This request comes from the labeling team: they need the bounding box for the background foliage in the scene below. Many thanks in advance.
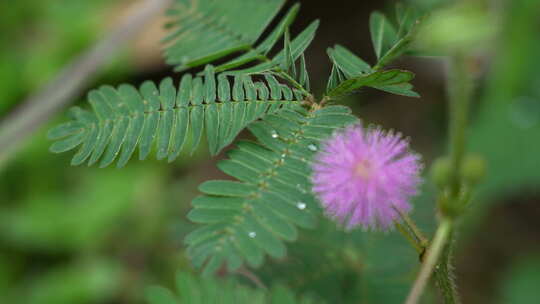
[1,0,539,303]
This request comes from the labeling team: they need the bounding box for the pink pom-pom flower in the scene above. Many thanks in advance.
[311,124,422,230]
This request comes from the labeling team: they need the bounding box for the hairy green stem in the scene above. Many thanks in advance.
[405,218,452,304]
[434,229,461,303]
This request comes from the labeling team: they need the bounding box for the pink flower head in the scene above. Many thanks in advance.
[311,124,422,230]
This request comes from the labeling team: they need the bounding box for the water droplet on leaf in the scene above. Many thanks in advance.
[307,143,318,151]
[271,130,279,138]
[248,231,256,238]
[296,202,307,210]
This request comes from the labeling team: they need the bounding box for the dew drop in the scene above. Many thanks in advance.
[248,231,256,238]
[307,143,318,151]
[271,130,279,138]
[296,202,307,210]
[281,153,286,158]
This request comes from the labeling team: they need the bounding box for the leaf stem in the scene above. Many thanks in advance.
[405,218,452,304]
[395,207,429,248]
[275,70,312,98]
[395,222,423,254]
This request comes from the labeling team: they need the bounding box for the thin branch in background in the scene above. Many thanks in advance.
[0,0,172,166]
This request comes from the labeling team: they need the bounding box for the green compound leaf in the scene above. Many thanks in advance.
[162,1,317,98]
[185,105,358,274]
[163,0,286,71]
[325,3,423,99]
[48,67,306,167]
[145,272,320,304]
[326,45,419,98]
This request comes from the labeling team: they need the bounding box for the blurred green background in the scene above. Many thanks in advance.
[1,0,539,303]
